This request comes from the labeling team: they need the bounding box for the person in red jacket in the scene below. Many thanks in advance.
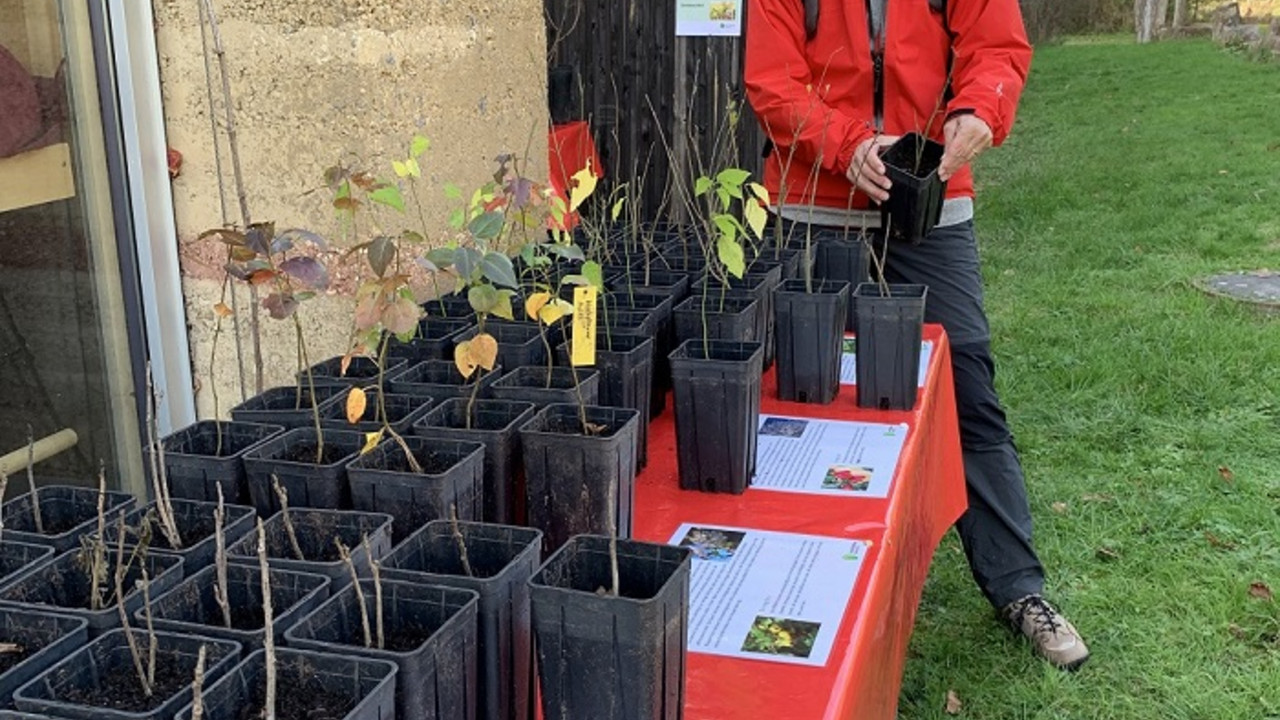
[745,0,1089,670]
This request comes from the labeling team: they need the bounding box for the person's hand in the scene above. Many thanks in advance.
[846,134,899,203]
[938,113,993,182]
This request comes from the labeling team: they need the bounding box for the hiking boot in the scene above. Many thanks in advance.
[1002,595,1090,671]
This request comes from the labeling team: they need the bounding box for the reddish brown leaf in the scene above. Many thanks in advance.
[1248,582,1273,602]
[944,689,962,715]
[212,302,233,318]
[1204,532,1237,550]
[1228,623,1249,641]
[1218,465,1235,482]
[247,269,277,286]
[345,388,368,424]
[333,196,361,211]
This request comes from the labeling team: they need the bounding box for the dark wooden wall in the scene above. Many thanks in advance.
[545,0,765,221]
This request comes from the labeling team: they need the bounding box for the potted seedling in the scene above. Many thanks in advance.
[853,228,928,410]
[668,168,767,494]
[345,436,486,543]
[225,503,392,588]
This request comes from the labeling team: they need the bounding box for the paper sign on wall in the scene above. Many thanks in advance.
[676,0,743,36]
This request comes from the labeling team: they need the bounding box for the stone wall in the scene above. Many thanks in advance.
[152,0,548,416]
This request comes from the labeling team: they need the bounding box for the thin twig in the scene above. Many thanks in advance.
[190,644,208,720]
[115,513,152,697]
[145,364,183,549]
[90,466,108,611]
[214,485,232,628]
[449,504,474,577]
[26,426,42,534]
[257,518,276,720]
[272,476,305,560]
[364,535,385,650]
[140,562,157,690]
[337,539,372,648]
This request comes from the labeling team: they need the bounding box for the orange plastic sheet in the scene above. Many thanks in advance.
[630,325,968,719]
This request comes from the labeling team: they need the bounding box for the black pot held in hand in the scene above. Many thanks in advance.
[880,133,948,245]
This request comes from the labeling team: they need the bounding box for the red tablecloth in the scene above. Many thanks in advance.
[633,324,967,719]
[548,121,601,205]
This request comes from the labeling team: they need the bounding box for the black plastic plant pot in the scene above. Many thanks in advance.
[159,421,285,505]
[813,231,871,331]
[144,562,330,652]
[0,549,184,637]
[880,132,947,245]
[172,647,397,720]
[381,521,542,720]
[413,399,536,527]
[299,355,408,390]
[286,580,479,720]
[104,498,256,575]
[492,366,601,408]
[605,289,678,408]
[460,322,547,370]
[225,508,393,587]
[672,292,759,348]
[0,710,55,718]
[345,436,485,544]
[389,359,502,401]
[530,535,692,720]
[520,404,639,556]
[388,316,475,364]
[434,291,478,318]
[853,283,928,411]
[669,339,764,494]
[774,279,851,405]
[229,385,347,429]
[242,428,364,514]
[555,334,655,467]
[0,607,89,707]
[0,486,137,553]
[613,268,691,306]
[0,542,54,589]
[12,629,240,720]
[696,265,783,368]
[320,391,435,435]
[756,244,808,280]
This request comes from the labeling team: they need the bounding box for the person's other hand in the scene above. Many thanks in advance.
[938,114,992,182]
[846,134,899,203]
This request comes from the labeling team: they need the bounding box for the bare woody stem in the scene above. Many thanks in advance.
[337,540,372,648]
[141,562,157,690]
[145,364,183,549]
[214,485,232,628]
[26,427,42,534]
[90,467,108,611]
[377,336,422,474]
[449,504,474,578]
[114,514,152,698]
[257,518,276,720]
[272,476,306,561]
[0,470,7,543]
[363,535,385,650]
[190,644,208,720]
[609,470,619,597]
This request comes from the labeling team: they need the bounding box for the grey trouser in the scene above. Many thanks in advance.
[790,218,1046,609]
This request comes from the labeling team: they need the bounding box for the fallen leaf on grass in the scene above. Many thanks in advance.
[1218,465,1235,482]
[1096,547,1121,562]
[1248,582,1273,602]
[944,689,963,715]
[1204,532,1238,550]
[1228,623,1249,641]
[1051,502,1069,514]
[1081,493,1115,503]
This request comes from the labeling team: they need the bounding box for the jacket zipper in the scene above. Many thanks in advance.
[865,0,887,131]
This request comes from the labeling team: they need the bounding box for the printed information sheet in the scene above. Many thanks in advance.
[754,416,907,497]
[675,0,742,36]
[840,337,935,386]
[669,524,869,667]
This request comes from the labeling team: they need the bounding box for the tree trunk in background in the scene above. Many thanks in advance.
[1135,0,1161,42]
[1156,0,1171,31]
[1172,0,1189,28]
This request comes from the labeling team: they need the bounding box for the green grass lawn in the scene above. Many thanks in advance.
[899,39,1280,719]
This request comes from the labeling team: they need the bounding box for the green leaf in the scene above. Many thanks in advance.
[425,247,455,268]
[582,260,604,289]
[717,235,746,279]
[448,208,466,230]
[694,176,714,197]
[410,135,430,159]
[716,187,732,210]
[492,292,514,321]
[716,168,751,189]
[369,185,405,212]
[468,211,504,241]
[444,183,462,200]
[468,284,498,314]
[456,247,482,282]
[480,252,519,289]
[546,243,585,262]
[392,160,410,179]
[401,230,425,244]
[368,236,396,277]
[610,197,627,222]
[713,214,738,242]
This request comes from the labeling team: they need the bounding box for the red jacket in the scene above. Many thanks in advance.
[744,0,1032,210]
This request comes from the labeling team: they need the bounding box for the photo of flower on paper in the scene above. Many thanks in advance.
[822,464,873,492]
[759,417,807,438]
[678,527,745,562]
[742,616,820,658]
[709,1,738,20]
[842,338,857,355]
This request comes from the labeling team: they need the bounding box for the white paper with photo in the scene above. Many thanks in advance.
[753,416,907,498]
[840,338,934,386]
[669,523,869,667]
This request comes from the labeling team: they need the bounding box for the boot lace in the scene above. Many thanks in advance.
[1011,596,1063,636]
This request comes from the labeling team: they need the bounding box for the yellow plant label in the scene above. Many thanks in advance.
[571,285,598,367]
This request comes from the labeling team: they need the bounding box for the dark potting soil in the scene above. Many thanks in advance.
[149,513,217,552]
[542,414,618,438]
[59,657,191,712]
[380,622,437,653]
[197,602,267,631]
[233,682,356,720]
[441,410,512,432]
[378,450,456,475]
[279,443,348,466]
[16,507,89,535]
[0,644,32,674]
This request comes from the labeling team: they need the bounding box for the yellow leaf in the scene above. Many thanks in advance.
[345,388,368,424]
[361,430,383,455]
[537,298,574,325]
[569,161,598,212]
[340,352,356,377]
[470,332,499,371]
[745,198,767,240]
[454,339,478,379]
[406,158,421,178]
[525,292,553,322]
[748,182,771,206]
[213,302,234,318]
